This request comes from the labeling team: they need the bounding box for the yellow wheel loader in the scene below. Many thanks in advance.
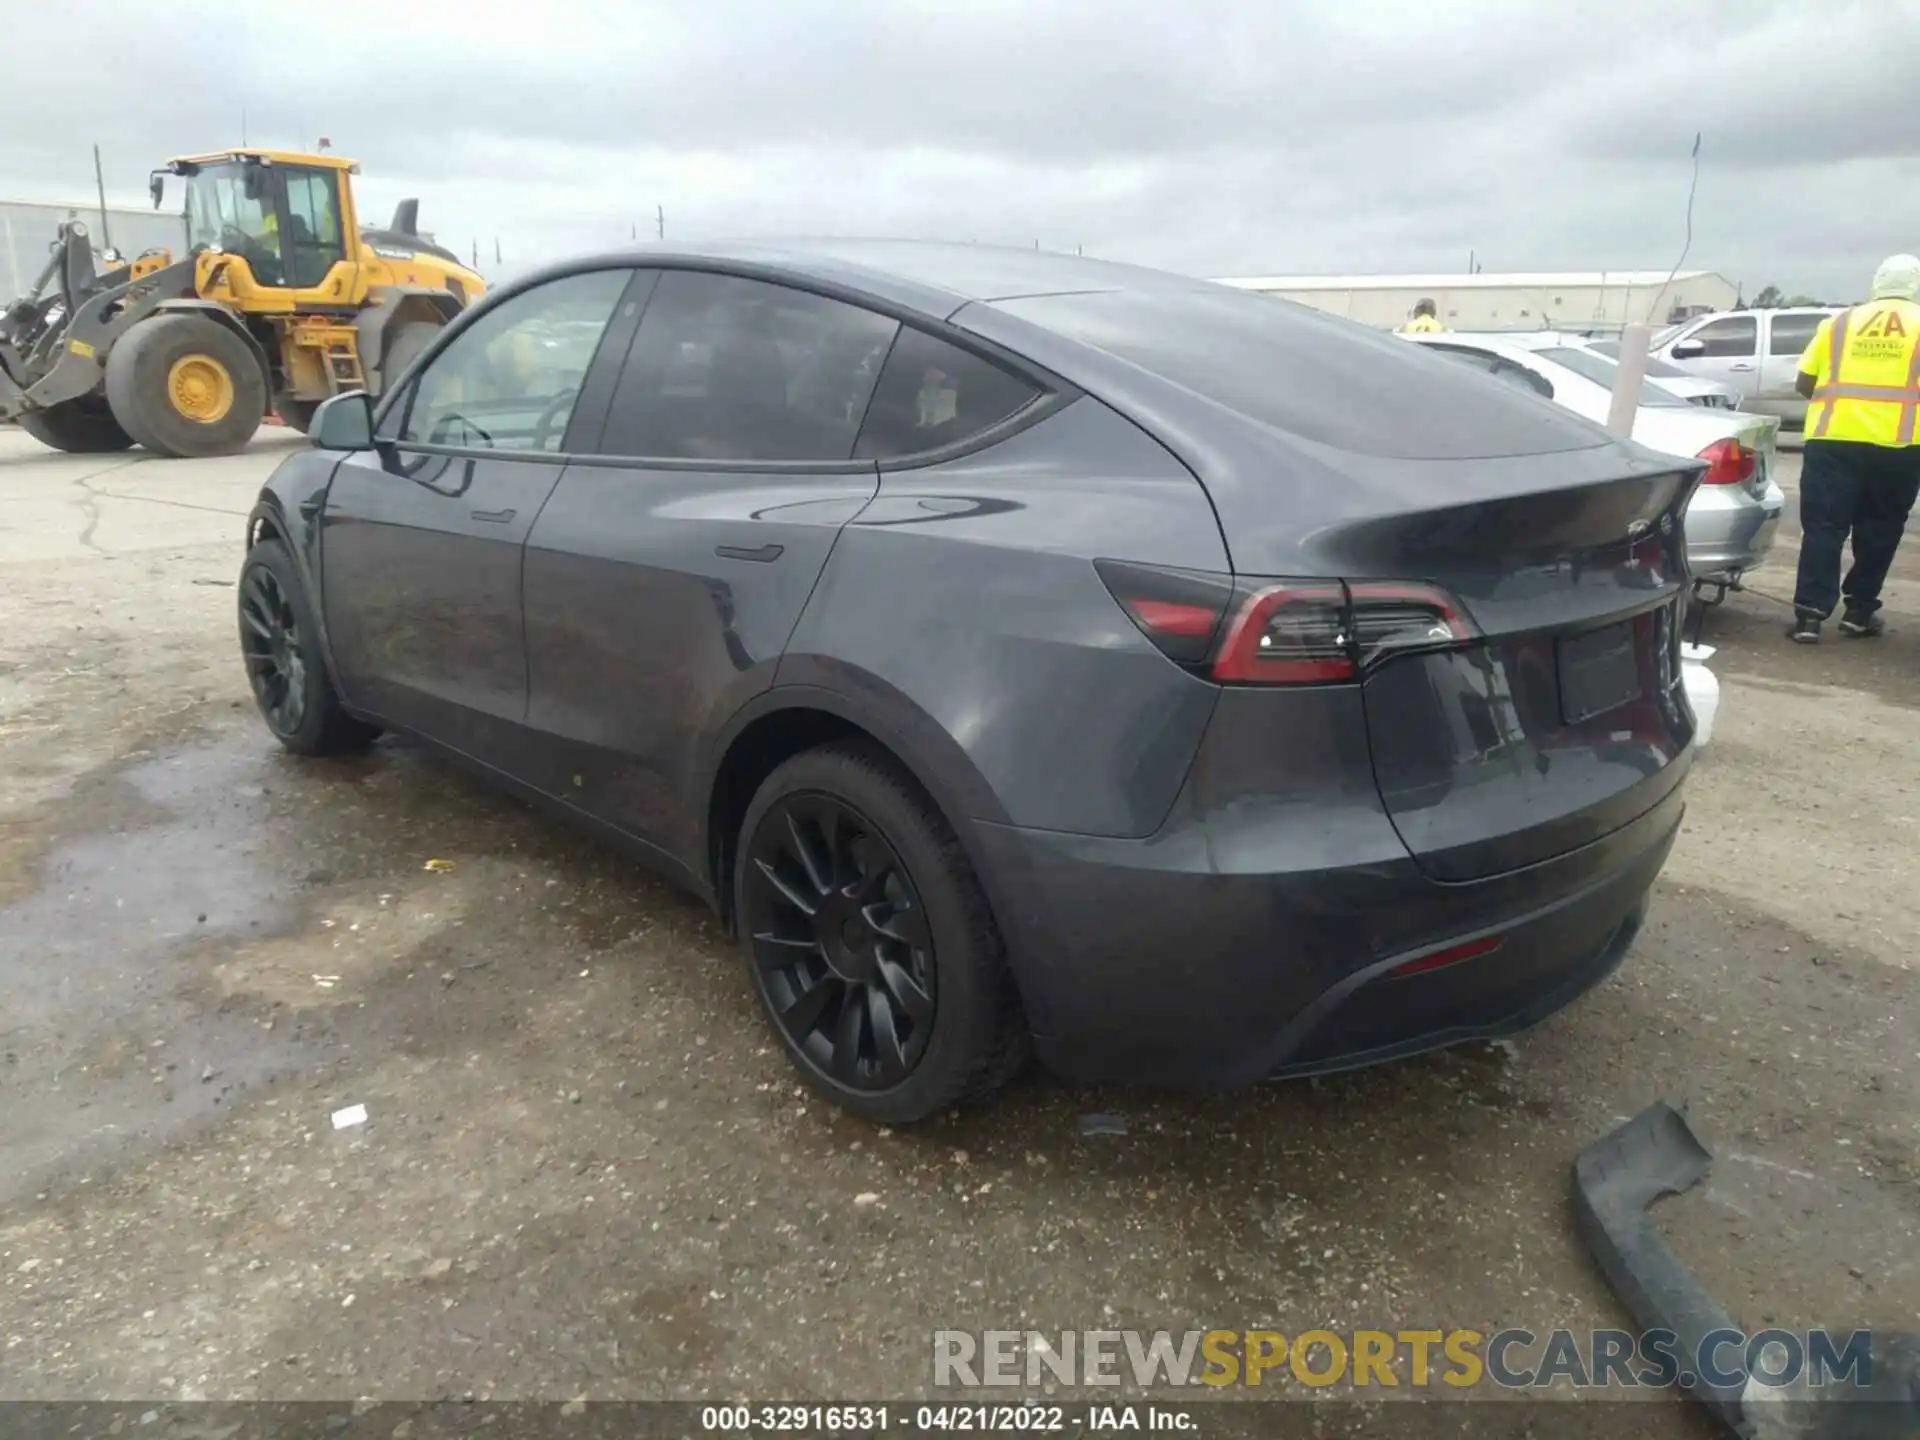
[0,148,485,457]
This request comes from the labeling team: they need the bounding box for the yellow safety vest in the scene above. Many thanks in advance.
[1798,298,1920,447]
[1401,314,1446,333]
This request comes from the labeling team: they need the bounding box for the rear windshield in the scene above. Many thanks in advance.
[1584,339,1694,381]
[993,289,1608,459]
[1539,346,1688,406]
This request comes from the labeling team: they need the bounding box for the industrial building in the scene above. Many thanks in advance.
[1,199,187,302]
[1211,270,1742,333]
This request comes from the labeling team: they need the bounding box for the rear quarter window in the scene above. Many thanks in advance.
[854,327,1042,460]
[993,288,1606,459]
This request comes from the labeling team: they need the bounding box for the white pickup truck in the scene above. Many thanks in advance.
[1653,307,1844,428]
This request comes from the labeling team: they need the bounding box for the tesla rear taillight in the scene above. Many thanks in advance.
[1094,562,1476,686]
[1212,582,1353,683]
[1696,437,1756,486]
[1091,560,1233,663]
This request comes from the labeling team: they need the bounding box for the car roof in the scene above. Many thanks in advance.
[500,239,1219,324]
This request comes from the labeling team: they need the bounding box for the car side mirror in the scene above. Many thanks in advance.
[310,391,374,451]
[149,172,165,210]
[1670,339,1707,359]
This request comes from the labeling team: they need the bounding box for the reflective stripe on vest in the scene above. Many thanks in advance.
[1810,305,1920,444]
[1810,310,1851,439]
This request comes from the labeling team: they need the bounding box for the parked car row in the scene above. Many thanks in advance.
[243,244,1706,1122]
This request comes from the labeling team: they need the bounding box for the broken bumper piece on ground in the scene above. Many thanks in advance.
[1573,1100,1920,1438]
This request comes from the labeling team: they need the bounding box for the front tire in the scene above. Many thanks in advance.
[734,743,1028,1124]
[17,397,136,453]
[238,538,381,755]
[106,314,266,458]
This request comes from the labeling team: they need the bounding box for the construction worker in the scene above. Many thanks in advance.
[1787,254,1920,642]
[1400,298,1446,334]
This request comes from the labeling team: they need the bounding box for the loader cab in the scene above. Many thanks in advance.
[156,151,361,296]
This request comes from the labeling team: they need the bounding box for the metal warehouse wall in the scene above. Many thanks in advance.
[1,201,188,300]
[1263,276,1742,332]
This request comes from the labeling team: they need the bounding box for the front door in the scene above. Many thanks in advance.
[520,268,900,866]
[320,266,636,764]
[1662,314,1760,405]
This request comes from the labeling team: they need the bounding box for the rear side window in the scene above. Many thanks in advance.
[1769,313,1824,356]
[855,327,1042,460]
[599,271,898,462]
[1688,316,1756,357]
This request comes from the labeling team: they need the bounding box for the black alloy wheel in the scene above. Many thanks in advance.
[743,793,940,1090]
[240,562,308,736]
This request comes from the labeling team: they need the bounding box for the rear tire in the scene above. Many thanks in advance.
[238,538,381,756]
[105,314,266,458]
[277,398,320,434]
[16,397,135,453]
[375,318,442,395]
[734,742,1029,1124]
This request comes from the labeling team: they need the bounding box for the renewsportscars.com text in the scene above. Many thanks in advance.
[933,1327,1875,1392]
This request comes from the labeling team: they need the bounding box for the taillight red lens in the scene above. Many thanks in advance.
[1388,935,1503,979]
[1097,562,1476,686]
[1212,583,1353,683]
[1093,560,1233,663]
[1696,437,1755,486]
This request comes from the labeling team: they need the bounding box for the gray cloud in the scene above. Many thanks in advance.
[6,0,1917,300]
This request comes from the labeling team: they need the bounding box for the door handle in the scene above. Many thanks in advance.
[1728,364,1756,372]
[715,543,784,563]
[471,508,517,524]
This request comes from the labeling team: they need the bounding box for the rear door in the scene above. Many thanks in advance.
[1660,314,1760,404]
[320,267,635,763]
[1758,311,1828,423]
[519,268,899,866]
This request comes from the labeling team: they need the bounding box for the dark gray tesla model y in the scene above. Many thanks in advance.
[238,241,1700,1123]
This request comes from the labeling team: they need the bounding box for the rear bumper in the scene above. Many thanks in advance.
[1687,479,1784,580]
[978,764,1686,1088]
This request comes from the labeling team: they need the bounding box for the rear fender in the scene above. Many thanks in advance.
[699,675,1059,1037]
[353,287,459,396]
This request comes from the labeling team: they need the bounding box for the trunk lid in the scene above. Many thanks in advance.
[1328,466,1699,882]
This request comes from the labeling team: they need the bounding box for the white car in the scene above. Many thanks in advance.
[1403,332,1785,586]
[1653,308,1844,427]
[1454,331,1738,409]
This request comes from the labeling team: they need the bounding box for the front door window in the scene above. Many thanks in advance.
[184,162,284,285]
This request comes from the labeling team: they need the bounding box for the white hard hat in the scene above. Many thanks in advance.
[1870,254,1920,301]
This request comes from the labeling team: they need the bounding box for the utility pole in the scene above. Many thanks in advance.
[494,237,502,265]
[92,144,112,253]
[657,205,665,241]
[241,107,248,145]
[472,239,479,268]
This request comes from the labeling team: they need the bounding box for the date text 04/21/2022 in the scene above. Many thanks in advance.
[698,1404,1195,1432]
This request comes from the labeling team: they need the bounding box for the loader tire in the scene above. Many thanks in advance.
[105,314,267,459]
[17,397,135,454]
[375,319,442,396]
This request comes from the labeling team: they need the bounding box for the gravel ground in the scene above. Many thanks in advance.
[0,426,1915,1434]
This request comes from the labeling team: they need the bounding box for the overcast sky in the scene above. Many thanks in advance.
[7,0,1917,298]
